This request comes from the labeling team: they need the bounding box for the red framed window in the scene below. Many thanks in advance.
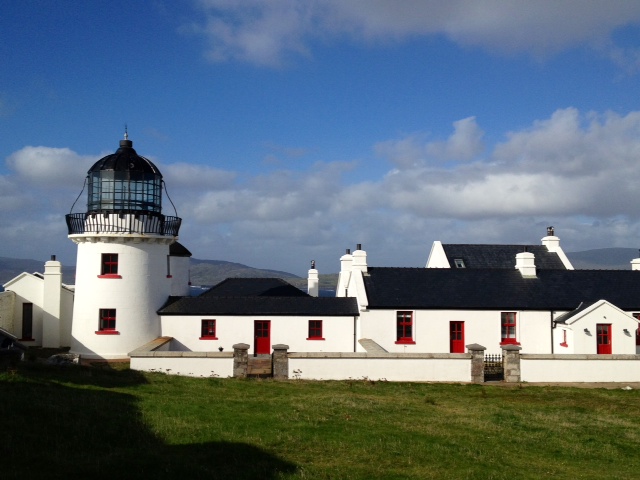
[99,253,120,277]
[500,312,519,345]
[200,319,217,339]
[97,308,118,334]
[449,321,465,353]
[633,313,640,346]
[308,320,324,340]
[596,323,612,354]
[396,311,415,344]
[560,329,568,348]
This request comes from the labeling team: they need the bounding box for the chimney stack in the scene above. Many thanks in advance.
[307,260,319,297]
[515,250,536,277]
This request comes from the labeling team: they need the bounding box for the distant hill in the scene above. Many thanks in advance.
[566,248,639,270]
[0,256,76,286]
[2,248,634,293]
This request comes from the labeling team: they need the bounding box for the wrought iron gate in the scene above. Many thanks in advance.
[484,354,504,381]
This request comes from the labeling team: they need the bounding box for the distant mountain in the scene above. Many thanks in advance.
[3,248,632,292]
[566,248,639,270]
[0,256,76,286]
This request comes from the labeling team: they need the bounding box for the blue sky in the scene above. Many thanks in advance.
[2,1,640,276]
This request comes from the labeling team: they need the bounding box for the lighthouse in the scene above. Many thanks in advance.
[66,133,181,359]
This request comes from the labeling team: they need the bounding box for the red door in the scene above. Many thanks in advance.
[254,320,271,355]
[596,324,612,354]
[450,321,465,353]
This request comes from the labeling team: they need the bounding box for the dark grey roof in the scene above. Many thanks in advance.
[88,139,161,176]
[442,244,566,269]
[159,296,359,316]
[159,277,359,316]
[201,278,309,298]
[169,242,192,257]
[363,267,640,311]
[554,302,589,324]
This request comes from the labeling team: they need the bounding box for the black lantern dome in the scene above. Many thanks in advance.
[86,135,163,214]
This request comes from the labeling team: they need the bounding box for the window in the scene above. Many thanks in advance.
[560,329,568,348]
[20,303,33,341]
[453,258,465,268]
[396,311,415,344]
[449,321,465,353]
[97,309,118,334]
[166,255,172,278]
[308,320,324,340]
[200,319,217,339]
[99,253,120,277]
[500,312,519,345]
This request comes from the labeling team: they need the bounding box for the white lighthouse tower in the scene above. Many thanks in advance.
[66,133,181,360]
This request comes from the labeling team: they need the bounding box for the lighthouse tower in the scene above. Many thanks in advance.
[66,134,181,359]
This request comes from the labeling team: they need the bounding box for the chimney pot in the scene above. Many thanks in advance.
[346,248,351,255]
[356,243,362,250]
[547,226,554,236]
[51,255,56,261]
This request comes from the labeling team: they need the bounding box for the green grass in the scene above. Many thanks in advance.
[2,363,640,479]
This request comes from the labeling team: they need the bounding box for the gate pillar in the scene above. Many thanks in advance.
[502,344,522,383]
[466,343,486,384]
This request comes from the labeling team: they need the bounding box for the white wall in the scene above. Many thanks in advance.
[70,235,171,359]
[361,309,554,354]
[161,314,357,353]
[169,255,190,296]
[4,274,44,345]
[131,354,234,378]
[288,354,471,381]
[521,355,640,382]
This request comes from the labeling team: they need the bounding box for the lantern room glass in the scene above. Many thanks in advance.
[87,170,162,214]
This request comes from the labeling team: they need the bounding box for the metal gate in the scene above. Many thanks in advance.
[484,354,504,381]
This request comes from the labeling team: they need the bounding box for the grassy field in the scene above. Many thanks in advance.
[2,362,640,480]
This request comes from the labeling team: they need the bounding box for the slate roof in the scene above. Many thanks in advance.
[363,267,640,311]
[159,277,359,316]
[200,278,309,298]
[170,242,192,257]
[442,244,566,269]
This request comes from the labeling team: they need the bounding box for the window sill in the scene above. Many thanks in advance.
[395,340,416,345]
[199,336,218,340]
[560,342,568,348]
[166,275,173,278]
[19,337,34,342]
[95,330,120,335]
[500,340,521,346]
[97,274,122,279]
[307,337,325,341]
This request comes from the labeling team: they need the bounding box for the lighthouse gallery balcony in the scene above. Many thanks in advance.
[66,212,181,236]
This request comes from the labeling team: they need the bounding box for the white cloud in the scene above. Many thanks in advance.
[6,146,96,186]
[5,108,640,274]
[190,0,640,66]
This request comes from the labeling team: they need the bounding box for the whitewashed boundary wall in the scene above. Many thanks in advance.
[129,337,234,378]
[288,352,472,382]
[521,354,640,383]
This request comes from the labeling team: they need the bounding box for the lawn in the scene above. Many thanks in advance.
[2,362,639,479]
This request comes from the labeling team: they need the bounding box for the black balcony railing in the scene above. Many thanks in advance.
[66,213,181,236]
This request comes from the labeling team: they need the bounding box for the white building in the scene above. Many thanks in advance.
[2,137,640,381]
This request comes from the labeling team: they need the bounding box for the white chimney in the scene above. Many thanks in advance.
[42,255,62,348]
[541,225,560,252]
[631,250,640,270]
[515,251,536,277]
[307,260,319,297]
[351,244,367,273]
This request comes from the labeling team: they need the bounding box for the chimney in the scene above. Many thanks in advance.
[632,249,640,271]
[307,260,319,297]
[42,256,63,347]
[542,225,560,252]
[515,251,536,277]
[352,244,367,273]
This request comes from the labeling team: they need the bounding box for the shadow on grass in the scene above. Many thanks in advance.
[1,364,297,480]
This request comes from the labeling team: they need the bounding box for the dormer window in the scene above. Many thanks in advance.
[454,258,466,268]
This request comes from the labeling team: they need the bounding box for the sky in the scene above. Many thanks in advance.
[2,1,640,276]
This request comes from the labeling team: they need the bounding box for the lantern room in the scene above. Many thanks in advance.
[87,135,163,214]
